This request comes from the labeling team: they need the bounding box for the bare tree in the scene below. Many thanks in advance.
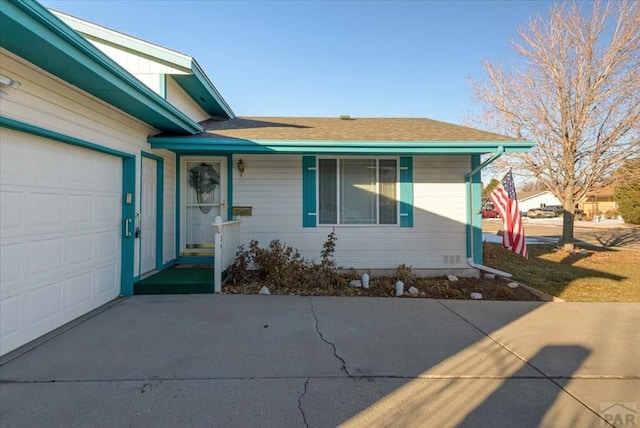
[471,0,640,249]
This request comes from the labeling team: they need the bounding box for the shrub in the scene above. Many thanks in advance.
[228,230,340,289]
[604,209,618,220]
[614,158,640,224]
[396,264,413,284]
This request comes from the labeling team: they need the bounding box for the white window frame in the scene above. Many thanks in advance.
[316,156,400,227]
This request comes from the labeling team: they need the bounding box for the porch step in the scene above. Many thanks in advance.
[134,265,214,295]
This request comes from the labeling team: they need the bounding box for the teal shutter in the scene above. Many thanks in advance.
[302,156,317,227]
[399,156,413,227]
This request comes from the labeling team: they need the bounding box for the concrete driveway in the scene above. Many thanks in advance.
[1,295,638,427]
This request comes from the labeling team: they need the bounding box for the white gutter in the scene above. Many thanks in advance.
[465,146,513,278]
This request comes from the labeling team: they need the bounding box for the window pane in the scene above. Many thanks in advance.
[340,159,376,224]
[379,159,397,224]
[318,159,337,224]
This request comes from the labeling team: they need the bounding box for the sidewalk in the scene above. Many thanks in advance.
[1,295,638,427]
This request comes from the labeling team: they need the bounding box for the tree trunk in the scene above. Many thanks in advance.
[560,180,576,250]
[561,210,575,251]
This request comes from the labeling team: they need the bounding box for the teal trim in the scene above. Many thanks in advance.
[149,137,535,155]
[175,154,181,258]
[399,157,413,227]
[1,116,133,158]
[467,155,483,263]
[121,157,136,296]
[142,152,164,270]
[173,60,236,119]
[159,74,167,99]
[227,155,234,220]
[302,156,317,227]
[1,0,202,134]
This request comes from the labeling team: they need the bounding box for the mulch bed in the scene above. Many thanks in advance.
[223,275,541,301]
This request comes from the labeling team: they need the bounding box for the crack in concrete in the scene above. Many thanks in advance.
[308,298,351,377]
[298,377,309,428]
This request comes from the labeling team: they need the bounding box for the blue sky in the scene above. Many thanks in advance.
[41,0,554,124]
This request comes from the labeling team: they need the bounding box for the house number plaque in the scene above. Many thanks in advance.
[232,206,253,216]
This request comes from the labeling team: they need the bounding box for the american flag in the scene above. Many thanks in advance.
[489,170,528,259]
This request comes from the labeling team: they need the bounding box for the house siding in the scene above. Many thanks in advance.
[0,49,177,276]
[165,76,210,123]
[76,38,186,96]
[231,154,474,276]
[519,192,561,212]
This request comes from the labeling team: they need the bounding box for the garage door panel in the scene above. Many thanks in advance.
[29,281,63,325]
[31,192,65,227]
[0,243,22,291]
[94,264,118,297]
[0,191,23,231]
[0,295,21,340]
[29,237,64,278]
[67,272,93,309]
[31,144,67,185]
[0,138,24,179]
[0,130,123,356]
[68,194,94,225]
[67,234,93,266]
[96,194,119,223]
[96,230,118,260]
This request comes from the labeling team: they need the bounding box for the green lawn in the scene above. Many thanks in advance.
[483,242,640,302]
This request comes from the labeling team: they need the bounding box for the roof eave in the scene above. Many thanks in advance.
[172,60,236,119]
[2,0,203,134]
[148,137,535,154]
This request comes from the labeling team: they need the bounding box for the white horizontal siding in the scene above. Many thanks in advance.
[232,155,471,273]
[86,39,186,95]
[165,76,210,123]
[0,50,176,274]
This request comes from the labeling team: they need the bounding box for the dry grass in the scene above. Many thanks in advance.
[483,242,640,302]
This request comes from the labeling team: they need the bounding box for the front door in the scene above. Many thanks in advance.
[181,157,227,256]
[140,156,157,274]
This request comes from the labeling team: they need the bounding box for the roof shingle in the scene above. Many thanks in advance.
[175,116,522,142]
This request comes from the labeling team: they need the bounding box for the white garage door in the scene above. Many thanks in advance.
[1,129,122,356]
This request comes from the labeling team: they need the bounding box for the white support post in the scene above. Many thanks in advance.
[214,225,222,293]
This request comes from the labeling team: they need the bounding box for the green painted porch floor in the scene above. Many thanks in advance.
[134,265,214,295]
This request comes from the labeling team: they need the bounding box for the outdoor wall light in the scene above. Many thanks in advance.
[237,158,246,176]
[0,74,21,89]
[0,74,21,98]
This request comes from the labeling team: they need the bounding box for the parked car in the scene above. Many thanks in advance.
[527,206,563,218]
[481,204,500,218]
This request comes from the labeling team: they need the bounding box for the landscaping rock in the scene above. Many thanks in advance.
[470,292,483,300]
[508,282,520,289]
[484,273,496,279]
[408,286,419,296]
[395,281,404,297]
[349,280,362,288]
[259,286,270,295]
[447,275,459,282]
[362,273,370,289]
[580,249,589,255]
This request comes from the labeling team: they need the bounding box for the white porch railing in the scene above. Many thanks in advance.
[213,220,243,293]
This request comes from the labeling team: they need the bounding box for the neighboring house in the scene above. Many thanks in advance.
[517,190,562,213]
[578,185,618,217]
[0,0,534,356]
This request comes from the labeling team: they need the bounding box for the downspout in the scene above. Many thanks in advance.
[465,146,512,278]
